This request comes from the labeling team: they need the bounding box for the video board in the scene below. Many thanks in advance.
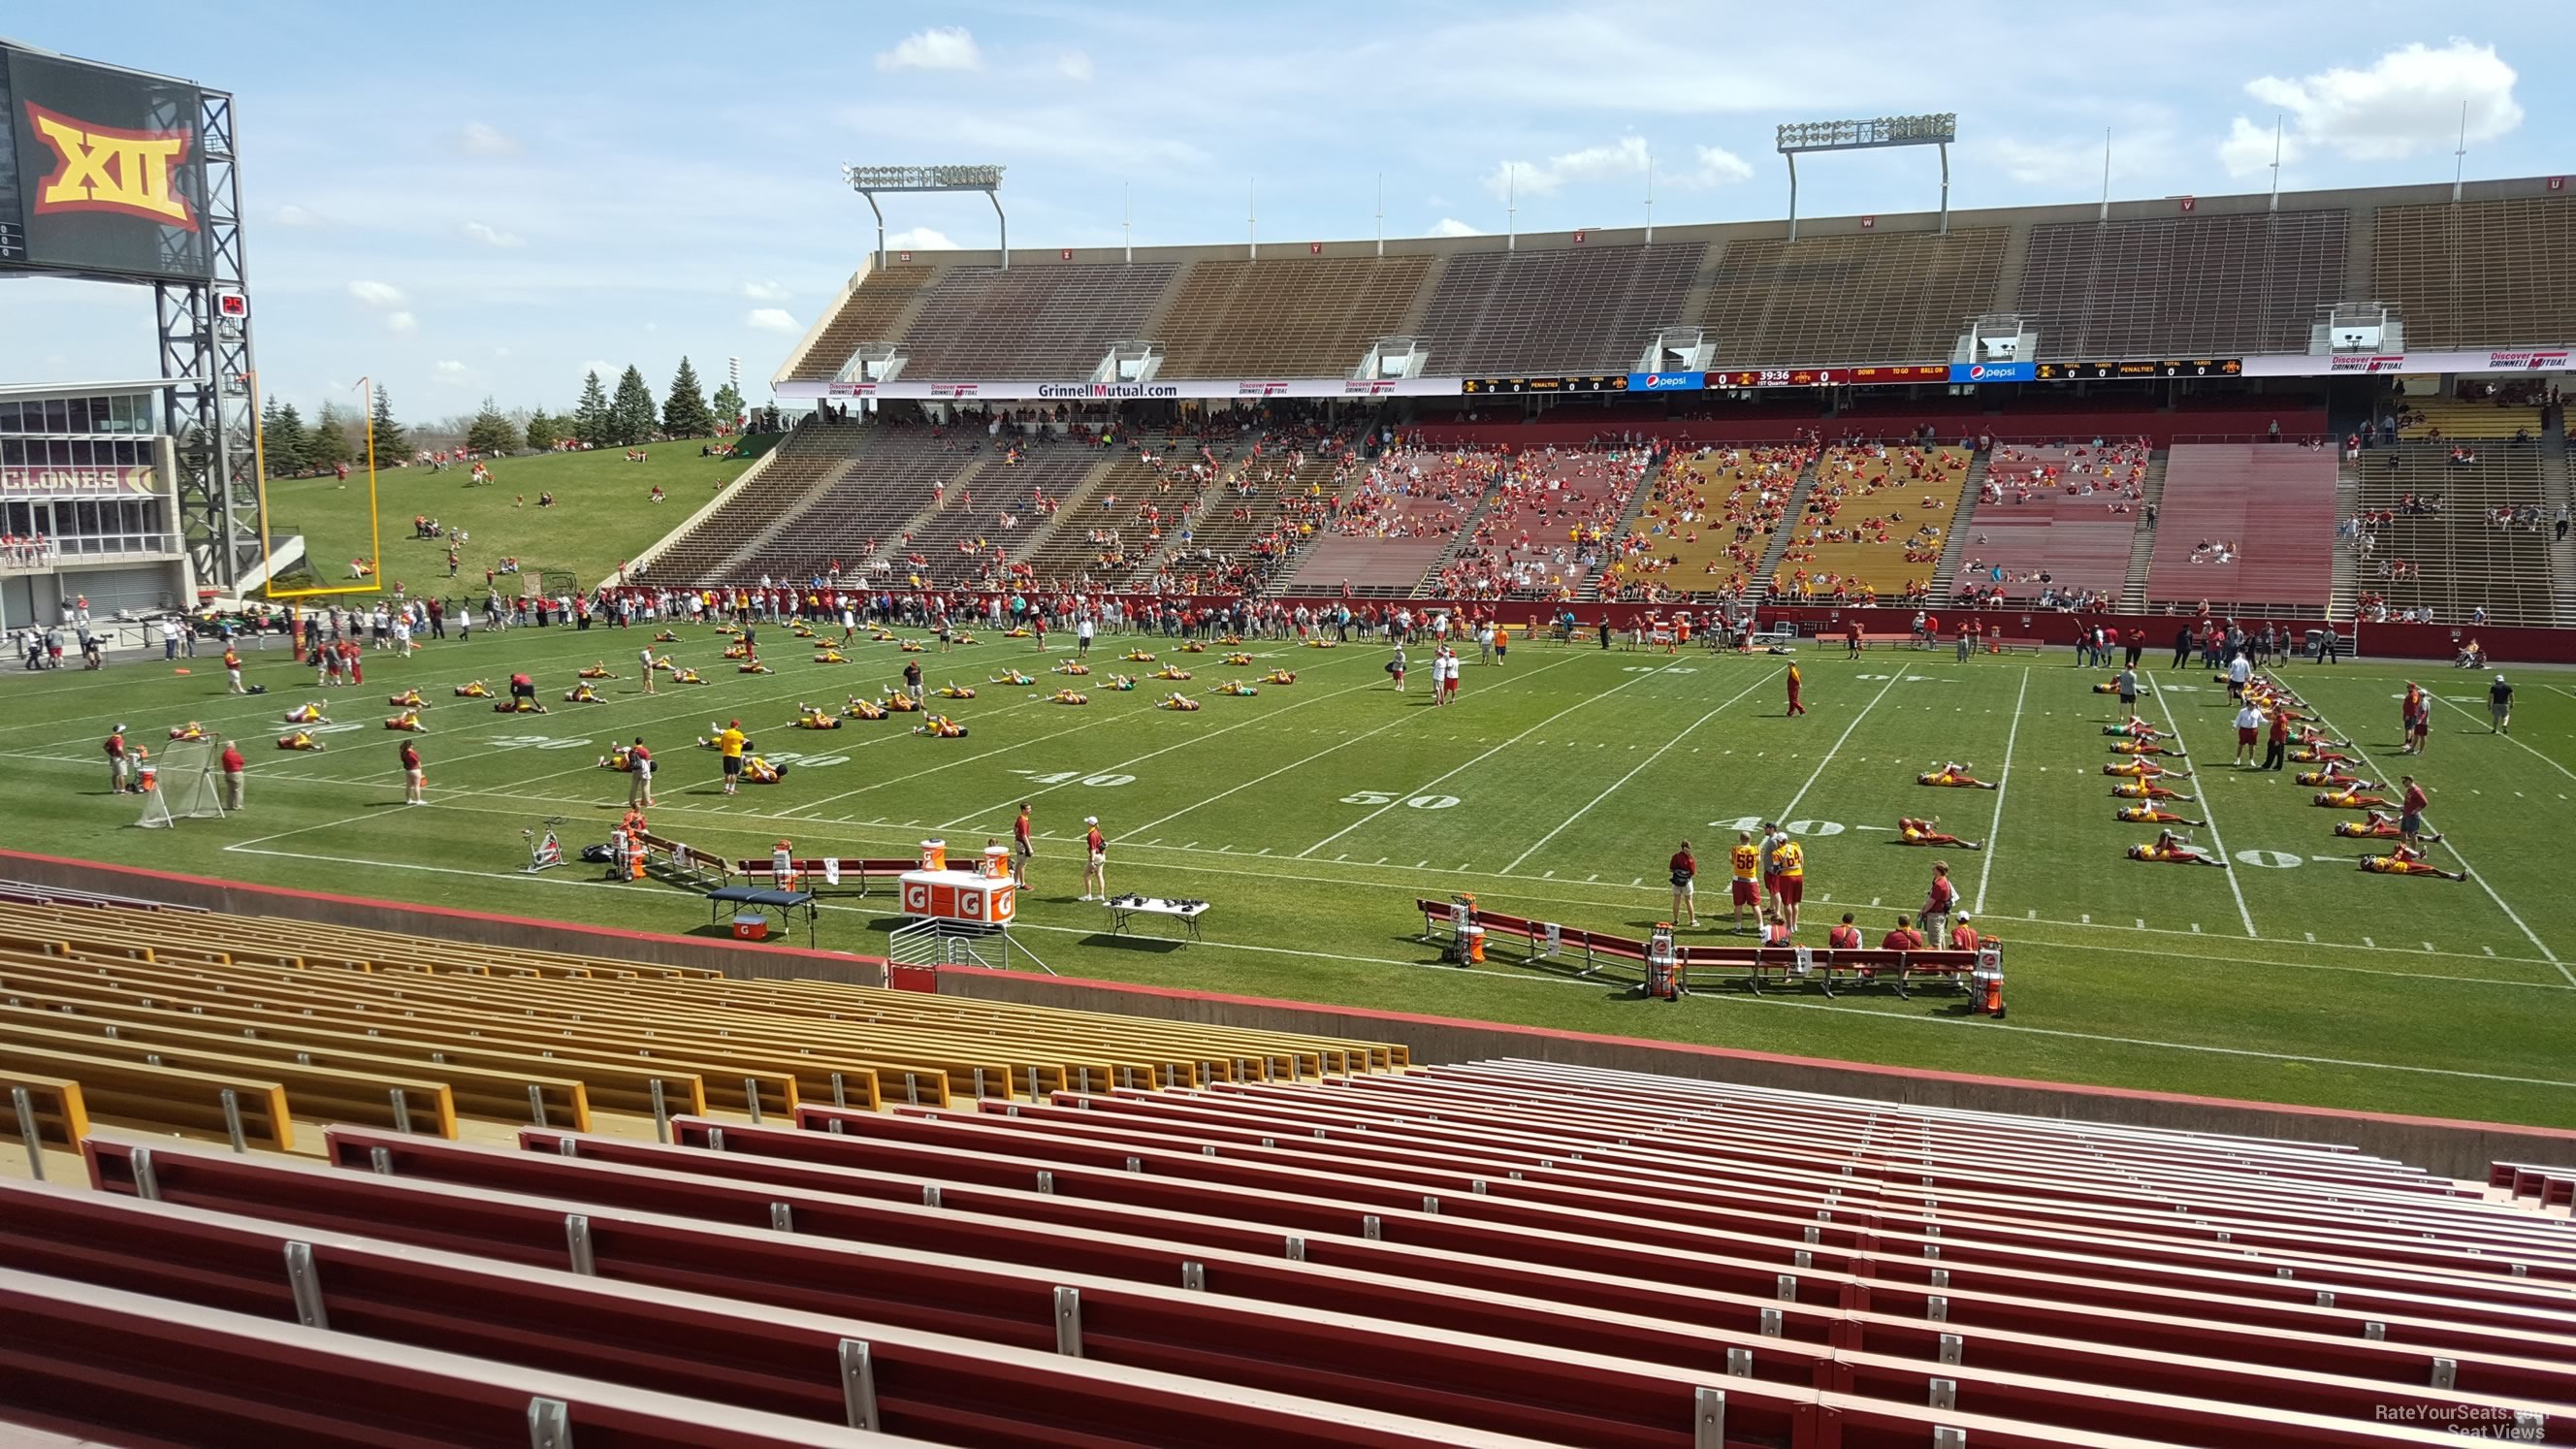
[0,44,210,280]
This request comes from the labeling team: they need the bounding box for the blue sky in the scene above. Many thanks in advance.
[0,4,2559,423]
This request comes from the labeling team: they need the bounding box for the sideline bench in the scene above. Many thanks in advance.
[1417,896,1990,998]
[633,830,729,888]
[730,855,915,897]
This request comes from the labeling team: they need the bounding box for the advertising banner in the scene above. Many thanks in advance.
[1626,370,1704,392]
[2240,349,2574,377]
[0,464,160,495]
[1,45,209,280]
[1949,361,2034,383]
[789,376,1467,402]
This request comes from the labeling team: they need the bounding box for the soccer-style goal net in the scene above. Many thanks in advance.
[136,744,229,828]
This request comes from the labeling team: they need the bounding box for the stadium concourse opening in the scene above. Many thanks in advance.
[4,18,2575,1441]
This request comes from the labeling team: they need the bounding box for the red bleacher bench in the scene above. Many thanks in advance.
[730,856,914,897]
[1417,897,1987,998]
[2489,1160,2576,1208]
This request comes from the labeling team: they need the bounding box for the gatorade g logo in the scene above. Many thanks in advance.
[23,102,199,230]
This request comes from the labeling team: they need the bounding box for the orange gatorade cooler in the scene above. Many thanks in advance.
[982,844,1010,879]
[1461,925,1487,964]
[919,838,947,872]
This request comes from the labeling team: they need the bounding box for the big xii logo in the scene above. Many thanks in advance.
[22,102,199,230]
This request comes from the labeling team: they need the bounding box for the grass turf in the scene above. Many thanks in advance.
[5,624,2573,1127]
[258,438,758,593]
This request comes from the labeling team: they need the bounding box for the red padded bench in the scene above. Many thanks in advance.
[731,856,915,898]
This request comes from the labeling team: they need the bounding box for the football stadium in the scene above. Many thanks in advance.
[2,16,2574,1446]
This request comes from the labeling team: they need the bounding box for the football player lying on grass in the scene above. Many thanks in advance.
[737,660,774,675]
[2110,780,2195,802]
[2129,828,2227,866]
[1049,689,1090,705]
[1052,661,1091,676]
[563,683,605,703]
[383,710,428,732]
[2295,766,2372,789]
[2107,737,2183,757]
[2334,809,2439,842]
[668,667,707,685]
[1150,665,1193,681]
[284,703,328,724]
[936,682,977,698]
[842,696,887,720]
[739,755,788,783]
[1103,674,1138,692]
[913,715,968,738]
[1916,761,1999,789]
[1210,681,1260,696]
[791,703,841,729]
[578,662,616,679]
[1896,817,1981,849]
[276,731,324,751]
[2104,757,2191,779]
[2359,844,2463,879]
[2103,716,2162,739]
[812,648,849,664]
[988,669,1034,686]
[2290,745,2354,764]
[493,696,548,713]
[1223,653,1255,666]
[453,680,493,697]
[387,688,426,708]
[1263,669,1298,685]
[168,721,212,742]
[1157,692,1202,712]
[2115,804,2204,826]
[2313,785,2391,809]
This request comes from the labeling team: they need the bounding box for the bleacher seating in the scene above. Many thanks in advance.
[2143,443,2337,616]
[2017,211,2348,358]
[16,1055,2568,1446]
[646,421,866,583]
[1432,446,1654,599]
[1278,445,1504,596]
[1700,230,2007,366]
[1603,441,1816,599]
[901,442,1104,589]
[1952,444,2149,609]
[1128,435,1355,596]
[2351,443,2557,627]
[781,261,941,382]
[1156,256,1435,377]
[2371,197,2576,350]
[1772,444,1973,603]
[2395,395,2548,442]
[1414,243,1704,374]
[892,263,1181,378]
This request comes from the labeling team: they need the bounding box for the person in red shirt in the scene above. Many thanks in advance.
[218,739,247,811]
[399,739,425,806]
[1826,913,1863,950]
[1785,662,1806,717]
[1921,861,1958,939]
[343,637,363,687]
[2398,775,2431,848]
[1880,914,1926,951]
[1013,802,1035,888]
[1080,816,1108,901]
[1948,913,1983,952]
[104,724,133,794]
[1668,840,1699,928]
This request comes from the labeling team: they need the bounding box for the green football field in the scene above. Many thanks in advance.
[4,623,2572,1128]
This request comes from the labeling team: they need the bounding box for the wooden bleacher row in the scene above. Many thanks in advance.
[1417,897,1990,999]
[35,1075,2563,1447]
[0,902,1401,1155]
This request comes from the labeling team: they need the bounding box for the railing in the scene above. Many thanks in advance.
[25,531,181,561]
[886,918,1055,975]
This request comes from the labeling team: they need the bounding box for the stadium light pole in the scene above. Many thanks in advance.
[1775,113,1958,242]
[840,165,1007,270]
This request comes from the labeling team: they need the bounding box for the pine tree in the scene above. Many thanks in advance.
[465,396,517,456]
[710,379,745,428]
[661,356,716,438]
[306,402,353,473]
[609,365,659,445]
[573,370,611,447]
[368,383,408,464]
[261,400,307,477]
[525,409,563,452]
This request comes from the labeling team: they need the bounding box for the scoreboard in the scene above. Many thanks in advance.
[2034,359,2243,380]
[0,43,210,280]
[1710,365,1948,388]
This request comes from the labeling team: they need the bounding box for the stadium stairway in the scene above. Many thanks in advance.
[1925,450,1992,600]
[1574,466,1667,601]
[2333,454,2363,621]
[2120,450,2174,612]
[1747,453,1826,604]
[1417,479,1512,598]
[2542,406,2574,627]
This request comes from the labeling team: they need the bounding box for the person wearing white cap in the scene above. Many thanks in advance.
[104,724,132,794]
[1947,911,1982,953]
[2489,673,2513,734]
[1079,816,1108,901]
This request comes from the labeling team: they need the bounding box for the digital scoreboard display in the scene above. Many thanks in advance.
[0,44,209,279]
[0,57,24,263]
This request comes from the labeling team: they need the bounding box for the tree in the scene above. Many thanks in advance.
[661,356,716,438]
[306,401,353,473]
[572,370,611,447]
[465,396,517,456]
[609,365,659,445]
[525,409,564,453]
[710,379,745,429]
[260,399,306,477]
[368,383,408,464]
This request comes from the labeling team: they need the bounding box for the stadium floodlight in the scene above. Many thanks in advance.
[1774,113,1957,241]
[841,163,1009,270]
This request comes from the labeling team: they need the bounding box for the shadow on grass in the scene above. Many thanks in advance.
[1079,933,1188,954]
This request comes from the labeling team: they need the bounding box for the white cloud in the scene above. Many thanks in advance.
[458,122,520,156]
[432,360,472,385]
[745,307,802,334]
[2225,39,2521,174]
[274,204,319,227]
[345,279,405,308]
[740,280,790,302]
[1684,145,1754,187]
[1428,218,1485,238]
[462,220,525,248]
[384,311,418,336]
[1056,50,1094,81]
[1483,136,1649,200]
[2217,117,2297,178]
[885,226,961,251]
[878,26,982,72]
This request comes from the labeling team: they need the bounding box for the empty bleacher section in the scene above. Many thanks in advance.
[1699,230,2007,366]
[2143,443,2338,616]
[1602,441,1816,599]
[1771,444,1972,603]
[891,263,1180,377]
[2351,445,2556,627]
[2371,196,2576,350]
[1432,446,1654,599]
[1009,447,1174,586]
[1951,443,2149,609]
[2017,211,2348,358]
[731,426,977,588]
[1154,255,1435,377]
[637,420,864,583]
[780,261,941,382]
[1414,243,1704,374]
[16,1054,2572,1445]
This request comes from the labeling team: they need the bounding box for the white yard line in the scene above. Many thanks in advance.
[1971,665,2030,914]
[1500,666,1782,874]
[2426,691,2576,785]
[206,840,2576,1092]
[2294,689,2569,982]
[1774,667,1908,822]
[1293,658,1673,859]
[2145,675,2259,938]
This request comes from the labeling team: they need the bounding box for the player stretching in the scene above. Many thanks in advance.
[2127,829,2227,867]
[1896,817,1981,849]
